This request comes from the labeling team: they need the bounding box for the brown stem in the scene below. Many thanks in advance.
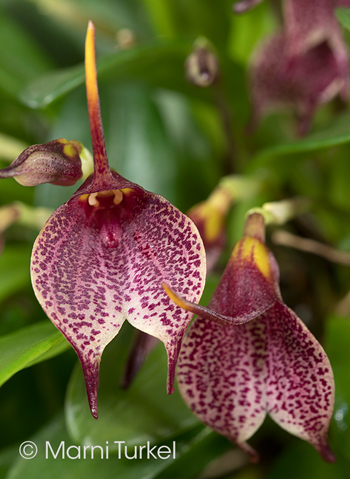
[272,230,350,266]
[85,21,112,182]
[214,85,237,175]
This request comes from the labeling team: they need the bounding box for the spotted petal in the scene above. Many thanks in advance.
[177,300,335,462]
[265,301,335,462]
[176,211,335,462]
[177,315,267,462]
[31,177,205,417]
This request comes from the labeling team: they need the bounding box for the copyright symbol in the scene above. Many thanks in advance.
[19,441,38,459]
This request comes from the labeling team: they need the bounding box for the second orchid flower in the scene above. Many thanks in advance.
[164,211,335,463]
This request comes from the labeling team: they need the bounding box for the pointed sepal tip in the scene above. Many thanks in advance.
[84,20,110,180]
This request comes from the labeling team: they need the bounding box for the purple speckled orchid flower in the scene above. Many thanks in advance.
[30,22,206,418]
[249,31,346,135]
[245,0,350,134]
[283,0,349,100]
[164,213,335,463]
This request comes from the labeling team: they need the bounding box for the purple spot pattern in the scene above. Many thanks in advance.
[177,301,334,461]
[31,188,205,413]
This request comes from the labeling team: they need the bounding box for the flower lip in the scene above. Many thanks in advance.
[77,187,149,250]
[78,190,123,206]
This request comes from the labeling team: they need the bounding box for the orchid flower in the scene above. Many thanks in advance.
[283,0,349,101]
[249,31,346,135]
[164,212,335,463]
[29,22,206,418]
[187,175,262,274]
[238,0,350,133]
[185,43,220,88]
[233,0,350,15]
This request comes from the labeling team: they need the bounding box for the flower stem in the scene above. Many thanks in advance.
[85,21,112,182]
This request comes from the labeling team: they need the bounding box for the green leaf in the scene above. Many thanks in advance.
[0,11,52,96]
[20,64,85,110]
[328,145,350,210]
[19,41,213,109]
[228,0,277,64]
[143,0,232,48]
[324,315,350,462]
[335,7,350,31]
[6,415,228,479]
[0,445,18,479]
[142,0,178,38]
[29,0,153,40]
[66,323,200,450]
[155,429,231,479]
[0,321,69,387]
[267,440,348,479]
[0,246,31,303]
[35,83,219,211]
[248,111,350,172]
[103,84,178,203]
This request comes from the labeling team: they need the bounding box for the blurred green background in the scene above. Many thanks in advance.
[1,0,350,477]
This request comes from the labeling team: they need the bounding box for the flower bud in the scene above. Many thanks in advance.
[0,138,84,186]
[185,45,219,88]
[187,186,232,273]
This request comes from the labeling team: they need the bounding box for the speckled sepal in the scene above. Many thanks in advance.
[79,352,101,418]
[177,299,335,462]
[266,302,335,462]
